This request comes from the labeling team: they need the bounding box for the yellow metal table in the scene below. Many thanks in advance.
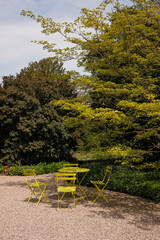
[58,167,90,201]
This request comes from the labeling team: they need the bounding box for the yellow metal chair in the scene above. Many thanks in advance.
[23,169,49,206]
[90,166,112,203]
[55,172,77,211]
[63,163,79,168]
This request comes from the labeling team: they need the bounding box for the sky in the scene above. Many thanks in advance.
[0,0,131,83]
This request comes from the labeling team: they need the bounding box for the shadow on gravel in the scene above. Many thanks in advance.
[80,186,160,230]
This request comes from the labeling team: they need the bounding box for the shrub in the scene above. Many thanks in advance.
[7,166,24,176]
[79,162,160,203]
[0,165,4,173]
[7,161,69,176]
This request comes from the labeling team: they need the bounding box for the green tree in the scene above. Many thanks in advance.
[3,58,76,104]
[0,58,77,166]
[21,1,160,168]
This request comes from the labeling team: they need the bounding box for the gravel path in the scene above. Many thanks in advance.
[0,173,160,240]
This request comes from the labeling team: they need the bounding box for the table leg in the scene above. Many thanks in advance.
[75,172,88,201]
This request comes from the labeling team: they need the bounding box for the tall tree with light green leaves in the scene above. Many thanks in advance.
[21,0,160,168]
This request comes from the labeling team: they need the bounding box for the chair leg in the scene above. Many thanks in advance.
[72,192,76,210]
[91,184,109,203]
[27,187,39,203]
[36,185,49,206]
[90,189,98,200]
[93,191,109,203]
[57,191,76,211]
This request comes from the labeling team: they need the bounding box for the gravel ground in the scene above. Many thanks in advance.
[0,173,160,240]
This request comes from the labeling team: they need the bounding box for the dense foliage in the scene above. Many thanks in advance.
[0,58,77,166]
[21,0,160,168]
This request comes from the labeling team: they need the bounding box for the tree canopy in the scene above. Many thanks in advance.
[11,0,160,168]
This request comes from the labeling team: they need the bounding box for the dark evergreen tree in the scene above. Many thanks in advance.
[0,58,77,166]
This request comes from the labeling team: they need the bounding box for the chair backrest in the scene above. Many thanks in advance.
[102,166,112,186]
[23,169,36,176]
[23,169,37,185]
[63,163,79,168]
[55,173,76,185]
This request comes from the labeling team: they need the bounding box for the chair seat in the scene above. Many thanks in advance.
[30,182,46,187]
[57,186,76,193]
[90,180,105,185]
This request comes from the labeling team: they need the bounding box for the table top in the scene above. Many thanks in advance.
[58,167,90,173]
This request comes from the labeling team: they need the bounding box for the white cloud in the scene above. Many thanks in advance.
[1,22,53,63]
[0,0,131,82]
[0,20,82,80]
